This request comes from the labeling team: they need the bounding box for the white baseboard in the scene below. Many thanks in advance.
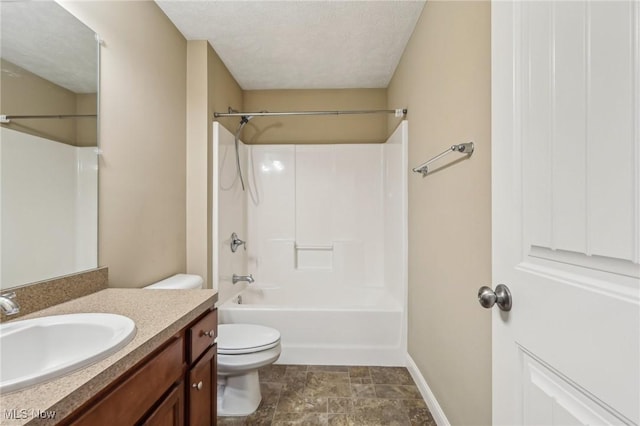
[405,353,450,426]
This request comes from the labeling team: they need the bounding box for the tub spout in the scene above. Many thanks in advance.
[232,274,254,284]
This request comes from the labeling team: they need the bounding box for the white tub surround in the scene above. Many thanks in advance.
[214,122,408,366]
[213,122,250,303]
[247,122,407,301]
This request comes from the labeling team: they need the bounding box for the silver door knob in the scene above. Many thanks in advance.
[478,284,512,311]
[192,381,203,390]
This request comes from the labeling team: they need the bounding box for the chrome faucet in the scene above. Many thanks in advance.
[0,292,20,315]
[232,274,254,284]
[230,233,246,253]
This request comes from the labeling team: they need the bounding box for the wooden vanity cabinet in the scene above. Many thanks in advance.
[187,347,216,426]
[143,382,185,426]
[65,308,217,426]
[186,309,218,426]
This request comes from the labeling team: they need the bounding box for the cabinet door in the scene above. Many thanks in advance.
[70,338,184,426]
[143,382,184,426]
[188,346,216,426]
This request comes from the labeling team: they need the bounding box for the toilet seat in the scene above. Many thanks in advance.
[218,324,281,355]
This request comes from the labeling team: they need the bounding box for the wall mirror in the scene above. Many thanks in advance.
[0,1,99,290]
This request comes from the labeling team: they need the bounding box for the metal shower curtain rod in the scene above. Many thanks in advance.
[0,114,96,123]
[213,108,408,118]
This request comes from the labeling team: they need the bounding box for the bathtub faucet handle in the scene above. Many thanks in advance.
[230,232,246,252]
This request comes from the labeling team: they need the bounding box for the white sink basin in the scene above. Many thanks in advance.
[0,313,136,393]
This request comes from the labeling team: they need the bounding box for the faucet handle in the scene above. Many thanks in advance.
[230,232,246,252]
[0,291,20,315]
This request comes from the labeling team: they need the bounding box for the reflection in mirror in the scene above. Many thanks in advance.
[0,2,99,289]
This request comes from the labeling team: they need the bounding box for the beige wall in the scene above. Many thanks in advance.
[60,0,187,288]
[242,89,387,144]
[388,2,492,425]
[76,93,97,146]
[209,46,244,136]
[186,41,210,290]
[186,40,243,289]
[0,59,96,146]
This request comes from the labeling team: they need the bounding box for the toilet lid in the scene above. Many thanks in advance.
[217,324,281,354]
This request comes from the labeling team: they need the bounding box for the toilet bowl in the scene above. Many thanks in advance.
[143,274,281,416]
[217,323,281,416]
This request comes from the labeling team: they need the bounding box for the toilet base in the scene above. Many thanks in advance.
[217,370,262,416]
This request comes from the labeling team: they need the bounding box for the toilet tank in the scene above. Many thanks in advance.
[144,274,203,290]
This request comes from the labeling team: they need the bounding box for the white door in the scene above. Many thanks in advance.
[491,1,640,425]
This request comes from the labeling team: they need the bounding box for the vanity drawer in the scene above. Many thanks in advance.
[187,309,217,364]
[71,337,184,426]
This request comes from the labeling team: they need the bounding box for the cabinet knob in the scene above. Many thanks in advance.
[200,329,214,338]
[192,381,203,391]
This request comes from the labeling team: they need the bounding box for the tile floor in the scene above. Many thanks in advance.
[217,364,436,425]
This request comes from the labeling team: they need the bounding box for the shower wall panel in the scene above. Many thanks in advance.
[383,122,407,304]
[248,143,388,289]
[213,123,249,303]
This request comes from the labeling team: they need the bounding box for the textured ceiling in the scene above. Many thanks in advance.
[156,0,426,90]
[0,1,97,94]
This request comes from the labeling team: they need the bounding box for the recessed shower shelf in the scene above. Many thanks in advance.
[295,244,334,270]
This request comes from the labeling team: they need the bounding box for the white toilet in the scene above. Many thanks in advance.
[144,274,282,417]
[216,323,281,416]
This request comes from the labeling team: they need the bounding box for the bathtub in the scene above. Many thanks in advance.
[218,285,405,366]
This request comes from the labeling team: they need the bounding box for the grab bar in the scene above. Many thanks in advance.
[412,142,474,177]
[295,244,333,251]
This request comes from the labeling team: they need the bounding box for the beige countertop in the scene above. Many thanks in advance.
[0,288,218,425]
